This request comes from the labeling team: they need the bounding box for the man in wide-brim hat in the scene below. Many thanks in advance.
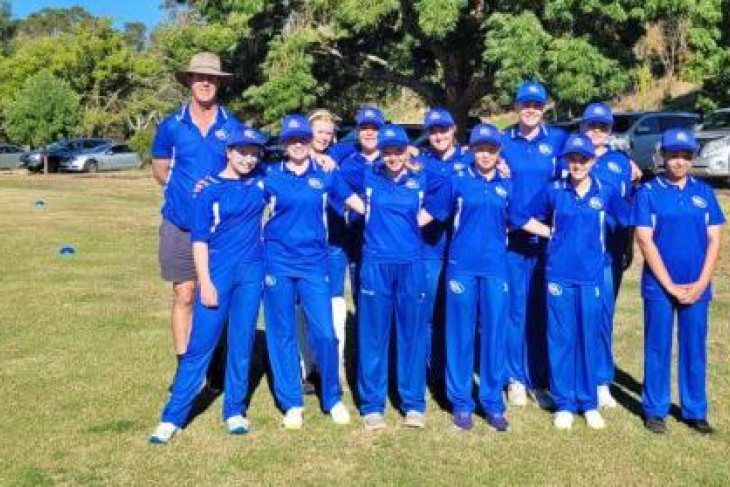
[150,51,241,390]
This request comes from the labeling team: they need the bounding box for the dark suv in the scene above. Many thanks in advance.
[21,138,113,173]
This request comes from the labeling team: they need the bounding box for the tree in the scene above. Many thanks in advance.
[3,71,80,146]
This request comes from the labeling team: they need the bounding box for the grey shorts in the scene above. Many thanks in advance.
[159,220,196,283]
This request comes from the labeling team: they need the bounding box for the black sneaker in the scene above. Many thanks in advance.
[302,372,319,395]
[685,419,714,435]
[644,416,667,434]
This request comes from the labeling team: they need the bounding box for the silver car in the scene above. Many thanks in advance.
[693,108,730,181]
[0,143,25,170]
[59,143,142,172]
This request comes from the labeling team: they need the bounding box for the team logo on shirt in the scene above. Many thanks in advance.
[453,163,465,171]
[548,282,562,296]
[308,178,323,189]
[264,275,277,287]
[405,178,419,189]
[448,280,465,294]
[607,161,621,174]
[538,143,553,156]
[495,185,508,198]
[692,196,707,208]
[215,129,228,140]
[589,197,603,210]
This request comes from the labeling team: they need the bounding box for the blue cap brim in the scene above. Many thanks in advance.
[469,136,502,147]
[280,130,313,142]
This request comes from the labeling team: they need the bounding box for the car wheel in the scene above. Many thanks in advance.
[84,160,98,173]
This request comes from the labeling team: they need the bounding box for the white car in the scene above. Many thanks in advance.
[694,109,730,180]
[59,143,142,172]
[0,143,26,170]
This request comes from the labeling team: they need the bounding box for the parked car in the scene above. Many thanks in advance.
[608,111,700,172]
[692,108,730,181]
[58,142,142,172]
[21,138,113,173]
[0,143,26,170]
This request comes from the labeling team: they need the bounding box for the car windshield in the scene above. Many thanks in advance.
[612,114,644,133]
[701,111,730,130]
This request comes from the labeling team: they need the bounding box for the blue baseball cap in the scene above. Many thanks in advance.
[660,128,697,152]
[582,102,614,125]
[377,124,409,150]
[227,125,267,147]
[424,108,455,129]
[561,133,595,159]
[515,81,548,105]
[469,123,503,147]
[355,107,385,128]
[280,114,313,143]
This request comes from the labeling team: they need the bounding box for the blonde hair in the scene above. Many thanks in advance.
[308,109,341,125]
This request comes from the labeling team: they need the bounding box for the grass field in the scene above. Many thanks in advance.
[1,171,729,486]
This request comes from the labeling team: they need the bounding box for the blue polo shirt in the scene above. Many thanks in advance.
[327,142,358,164]
[513,177,632,285]
[262,160,342,276]
[417,145,470,260]
[151,104,242,231]
[501,124,567,251]
[447,166,515,278]
[190,173,265,268]
[634,176,726,301]
[335,163,451,264]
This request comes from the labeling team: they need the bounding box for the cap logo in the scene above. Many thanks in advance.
[692,196,707,208]
[385,129,396,137]
[594,107,606,115]
[244,129,255,138]
[589,196,603,210]
[528,85,540,93]
[215,129,228,140]
[548,282,562,296]
[308,178,323,190]
[430,112,441,119]
[366,110,375,117]
[538,143,552,155]
[448,280,465,294]
[289,120,300,128]
[480,127,491,135]
[573,138,584,147]
[607,161,621,174]
[676,131,688,141]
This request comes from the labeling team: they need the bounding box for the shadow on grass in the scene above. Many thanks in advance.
[613,366,683,421]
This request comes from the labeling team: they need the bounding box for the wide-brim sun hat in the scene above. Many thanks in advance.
[175,52,232,85]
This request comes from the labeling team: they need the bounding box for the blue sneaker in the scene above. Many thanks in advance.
[452,412,473,431]
[486,413,509,432]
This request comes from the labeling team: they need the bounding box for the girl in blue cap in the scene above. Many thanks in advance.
[262,114,350,430]
[635,129,725,435]
[501,81,568,409]
[444,124,546,432]
[335,124,451,430]
[514,133,633,430]
[577,102,642,408]
[148,126,268,444]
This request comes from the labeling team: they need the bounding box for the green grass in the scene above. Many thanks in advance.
[1,171,729,486]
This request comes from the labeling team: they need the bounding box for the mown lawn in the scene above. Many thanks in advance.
[1,171,729,486]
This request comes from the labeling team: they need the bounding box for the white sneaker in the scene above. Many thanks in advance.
[363,412,386,430]
[585,409,606,430]
[148,422,178,444]
[226,415,251,435]
[597,385,617,409]
[282,407,303,430]
[330,402,351,425]
[553,411,574,430]
[404,410,426,428]
[508,382,528,406]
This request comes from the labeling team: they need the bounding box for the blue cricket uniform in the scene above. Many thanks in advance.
[151,104,242,231]
[501,124,567,390]
[635,176,725,420]
[335,162,451,415]
[161,172,265,427]
[417,145,470,384]
[444,166,513,415]
[261,160,343,412]
[514,176,632,413]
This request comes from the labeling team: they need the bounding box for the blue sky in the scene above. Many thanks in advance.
[10,0,166,29]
